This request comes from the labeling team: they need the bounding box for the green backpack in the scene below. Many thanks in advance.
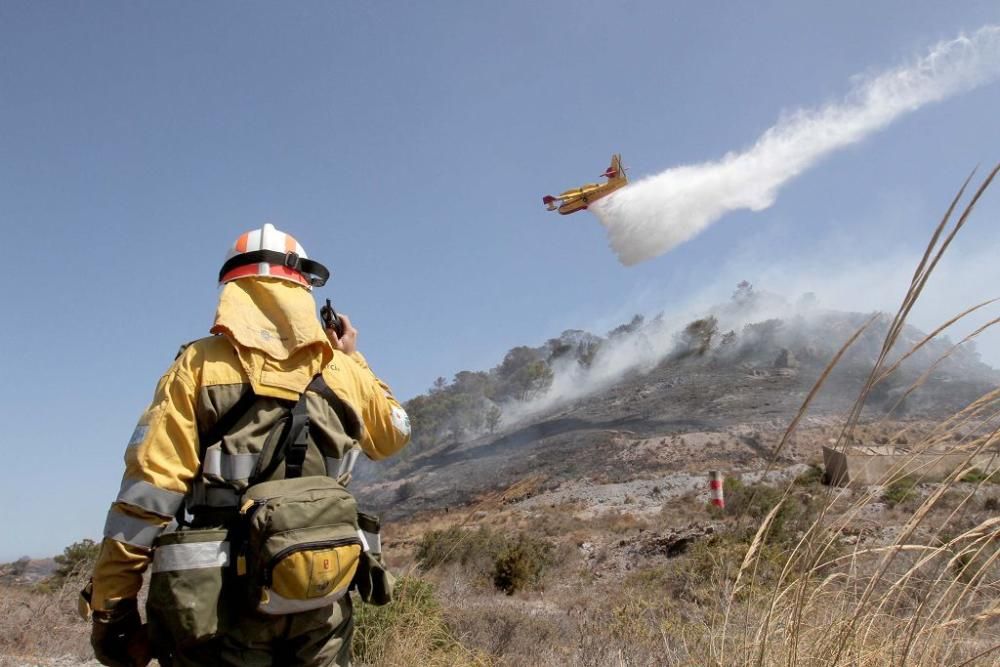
[235,394,364,615]
[147,374,392,649]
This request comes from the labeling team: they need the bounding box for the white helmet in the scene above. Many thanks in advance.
[218,223,329,289]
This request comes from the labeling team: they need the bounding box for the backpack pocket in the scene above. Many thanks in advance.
[240,476,362,615]
[146,528,230,647]
[354,512,395,606]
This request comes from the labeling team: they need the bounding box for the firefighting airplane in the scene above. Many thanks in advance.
[542,154,628,215]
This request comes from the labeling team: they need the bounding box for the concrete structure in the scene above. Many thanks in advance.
[823,445,1000,486]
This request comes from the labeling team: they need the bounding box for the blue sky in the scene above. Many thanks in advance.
[2,2,1000,559]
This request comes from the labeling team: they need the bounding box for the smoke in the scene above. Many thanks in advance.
[499,238,1000,427]
[593,25,1000,265]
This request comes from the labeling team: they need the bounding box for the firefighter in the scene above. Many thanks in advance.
[83,223,410,666]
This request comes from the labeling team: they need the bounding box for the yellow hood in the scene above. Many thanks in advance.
[211,278,332,399]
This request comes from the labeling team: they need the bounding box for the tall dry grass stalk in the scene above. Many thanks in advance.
[715,164,1000,667]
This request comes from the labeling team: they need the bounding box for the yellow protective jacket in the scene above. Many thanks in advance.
[91,279,410,611]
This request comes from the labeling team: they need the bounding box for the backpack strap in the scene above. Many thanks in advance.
[249,374,327,484]
[198,388,259,450]
[283,394,311,479]
[178,388,260,525]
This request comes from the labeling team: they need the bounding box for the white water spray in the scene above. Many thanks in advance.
[593,25,1000,265]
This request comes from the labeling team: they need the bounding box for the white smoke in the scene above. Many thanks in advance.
[499,237,1000,427]
[593,25,1000,265]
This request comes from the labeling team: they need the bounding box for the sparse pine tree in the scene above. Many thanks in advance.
[485,405,502,433]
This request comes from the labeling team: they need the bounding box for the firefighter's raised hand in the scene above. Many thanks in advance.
[326,313,358,356]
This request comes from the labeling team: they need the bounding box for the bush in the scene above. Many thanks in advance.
[415,526,555,595]
[491,533,555,595]
[794,465,826,487]
[415,526,506,576]
[717,477,819,543]
[883,476,918,507]
[48,538,99,588]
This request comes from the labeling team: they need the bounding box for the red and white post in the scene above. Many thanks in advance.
[709,470,725,509]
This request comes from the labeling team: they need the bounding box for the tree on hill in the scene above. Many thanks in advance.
[493,347,553,402]
[485,405,502,434]
[676,316,719,357]
[608,314,644,338]
[49,538,99,587]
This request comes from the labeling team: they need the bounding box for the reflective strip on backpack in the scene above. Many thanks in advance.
[203,449,260,481]
[103,507,164,548]
[358,529,379,554]
[341,448,361,476]
[152,540,230,573]
[116,478,184,518]
[325,448,361,479]
[258,586,350,615]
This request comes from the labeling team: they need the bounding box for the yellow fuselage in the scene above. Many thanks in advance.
[554,177,627,214]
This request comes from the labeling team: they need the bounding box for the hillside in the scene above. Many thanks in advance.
[355,284,999,517]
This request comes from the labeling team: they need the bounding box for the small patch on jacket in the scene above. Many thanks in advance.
[127,424,149,448]
[390,406,410,437]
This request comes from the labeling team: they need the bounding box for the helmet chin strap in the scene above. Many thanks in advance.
[218,250,330,287]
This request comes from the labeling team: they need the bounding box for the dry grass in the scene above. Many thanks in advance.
[0,569,92,665]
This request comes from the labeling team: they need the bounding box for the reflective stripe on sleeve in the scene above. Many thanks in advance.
[203,448,260,481]
[116,478,184,518]
[152,541,230,573]
[103,507,165,549]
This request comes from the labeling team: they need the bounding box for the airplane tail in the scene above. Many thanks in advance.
[603,154,623,180]
[542,195,558,210]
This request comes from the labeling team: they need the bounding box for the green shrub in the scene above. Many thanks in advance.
[47,539,99,589]
[416,525,556,595]
[714,477,820,544]
[883,476,918,507]
[415,525,505,575]
[794,465,826,487]
[491,533,554,595]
